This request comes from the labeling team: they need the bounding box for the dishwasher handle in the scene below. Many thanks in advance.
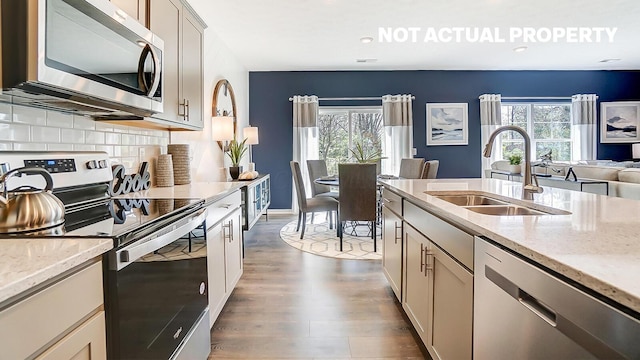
[485,265,627,360]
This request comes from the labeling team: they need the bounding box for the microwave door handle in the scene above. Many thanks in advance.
[147,44,161,97]
[137,44,152,93]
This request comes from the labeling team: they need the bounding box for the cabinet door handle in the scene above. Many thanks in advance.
[420,243,425,273]
[394,222,401,244]
[179,99,187,118]
[223,222,232,242]
[185,99,190,121]
[230,219,234,242]
[425,249,434,276]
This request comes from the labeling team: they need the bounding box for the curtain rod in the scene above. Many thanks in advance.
[501,96,572,100]
[288,96,415,101]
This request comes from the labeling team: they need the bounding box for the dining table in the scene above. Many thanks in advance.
[314,174,399,186]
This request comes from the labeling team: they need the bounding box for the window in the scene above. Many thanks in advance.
[500,103,572,161]
[318,107,383,175]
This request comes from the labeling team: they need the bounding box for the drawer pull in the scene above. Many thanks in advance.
[420,243,425,272]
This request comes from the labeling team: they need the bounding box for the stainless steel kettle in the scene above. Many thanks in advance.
[0,167,65,233]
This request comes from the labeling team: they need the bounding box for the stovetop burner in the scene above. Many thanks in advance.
[2,197,204,248]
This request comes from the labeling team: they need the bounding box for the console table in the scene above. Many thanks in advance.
[489,170,608,195]
[233,174,270,231]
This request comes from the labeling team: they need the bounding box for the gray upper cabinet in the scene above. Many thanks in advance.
[149,0,206,130]
[110,0,147,26]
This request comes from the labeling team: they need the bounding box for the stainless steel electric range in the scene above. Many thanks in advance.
[0,151,211,360]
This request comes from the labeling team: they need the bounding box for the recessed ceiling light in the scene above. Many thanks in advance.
[513,46,528,53]
[356,58,378,63]
[599,58,621,63]
[360,36,374,44]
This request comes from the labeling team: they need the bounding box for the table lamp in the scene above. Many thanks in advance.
[212,116,235,151]
[243,126,259,171]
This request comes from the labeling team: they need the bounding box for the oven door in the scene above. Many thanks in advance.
[105,208,208,360]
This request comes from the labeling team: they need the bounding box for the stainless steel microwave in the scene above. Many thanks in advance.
[0,0,164,117]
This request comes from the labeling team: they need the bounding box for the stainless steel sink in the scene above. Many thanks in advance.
[433,195,507,206]
[464,205,547,216]
[426,191,571,216]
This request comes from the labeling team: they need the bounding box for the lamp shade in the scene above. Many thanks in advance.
[243,126,259,145]
[212,116,234,141]
[633,143,640,159]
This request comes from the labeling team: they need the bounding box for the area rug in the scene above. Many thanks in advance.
[279,219,382,260]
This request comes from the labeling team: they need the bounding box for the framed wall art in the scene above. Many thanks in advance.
[426,103,468,146]
[600,101,640,143]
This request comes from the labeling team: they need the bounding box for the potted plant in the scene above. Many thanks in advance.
[350,141,386,174]
[226,138,247,180]
[507,154,523,174]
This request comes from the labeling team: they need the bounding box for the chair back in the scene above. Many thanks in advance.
[399,158,425,179]
[422,160,440,179]
[307,159,331,196]
[338,163,377,222]
[290,161,308,210]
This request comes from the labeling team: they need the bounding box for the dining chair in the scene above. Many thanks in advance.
[290,161,338,239]
[399,158,425,179]
[421,160,440,179]
[306,160,339,200]
[338,163,377,252]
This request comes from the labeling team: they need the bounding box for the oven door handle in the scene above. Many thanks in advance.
[115,208,207,270]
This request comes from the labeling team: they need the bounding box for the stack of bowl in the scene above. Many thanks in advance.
[167,144,191,185]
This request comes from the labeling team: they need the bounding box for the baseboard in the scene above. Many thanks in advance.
[266,209,295,215]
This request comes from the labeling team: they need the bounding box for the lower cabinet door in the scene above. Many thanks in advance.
[382,207,402,301]
[427,243,473,360]
[402,223,430,344]
[36,311,106,360]
[206,220,227,327]
[225,207,243,288]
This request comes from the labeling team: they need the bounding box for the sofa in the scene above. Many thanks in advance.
[486,160,640,200]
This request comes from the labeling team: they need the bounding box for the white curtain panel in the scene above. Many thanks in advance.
[479,94,502,175]
[571,94,598,161]
[381,94,414,176]
[292,95,319,211]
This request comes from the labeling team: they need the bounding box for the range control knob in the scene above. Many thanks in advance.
[86,160,98,169]
[98,160,107,169]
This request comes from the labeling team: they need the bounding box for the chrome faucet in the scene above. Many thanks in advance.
[483,125,543,200]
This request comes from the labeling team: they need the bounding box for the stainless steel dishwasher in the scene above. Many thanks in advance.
[474,237,640,360]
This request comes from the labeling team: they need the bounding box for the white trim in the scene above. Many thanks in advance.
[267,209,295,215]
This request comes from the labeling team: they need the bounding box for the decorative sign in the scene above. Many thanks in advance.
[109,199,151,224]
[111,162,151,196]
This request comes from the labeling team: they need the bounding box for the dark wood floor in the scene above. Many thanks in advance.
[209,214,427,359]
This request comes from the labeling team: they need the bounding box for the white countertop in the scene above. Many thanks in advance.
[379,178,640,314]
[0,237,113,305]
[0,181,242,307]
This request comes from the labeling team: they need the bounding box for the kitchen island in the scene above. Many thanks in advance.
[379,177,640,313]
[379,177,640,359]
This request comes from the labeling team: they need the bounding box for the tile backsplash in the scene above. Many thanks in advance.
[0,104,169,181]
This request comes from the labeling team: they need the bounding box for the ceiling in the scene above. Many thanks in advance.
[186,0,640,71]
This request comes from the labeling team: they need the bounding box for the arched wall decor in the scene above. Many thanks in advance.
[212,79,238,150]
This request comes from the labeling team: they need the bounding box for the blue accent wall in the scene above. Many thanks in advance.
[249,70,640,209]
